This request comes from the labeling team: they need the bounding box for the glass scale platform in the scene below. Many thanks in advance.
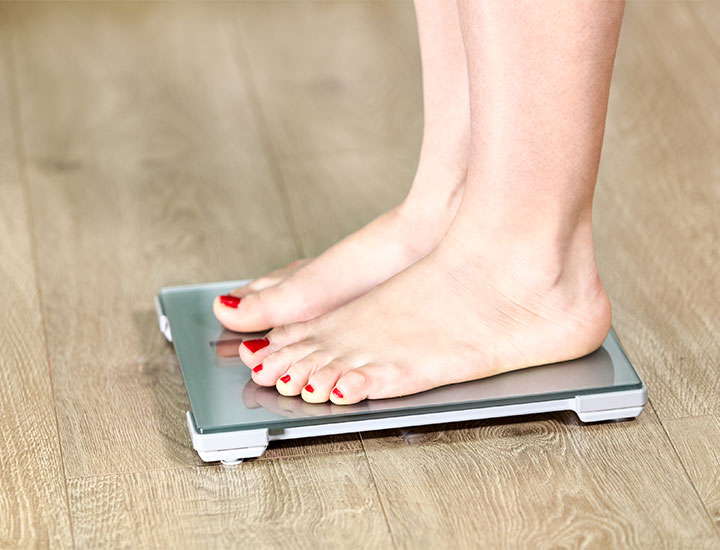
[156,281,648,464]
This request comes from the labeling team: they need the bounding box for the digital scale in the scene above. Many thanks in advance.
[156,280,648,465]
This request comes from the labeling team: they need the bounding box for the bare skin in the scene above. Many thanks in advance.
[216,0,625,405]
[214,0,470,333]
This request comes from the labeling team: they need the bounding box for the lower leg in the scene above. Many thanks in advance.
[214,0,470,333]
[401,0,470,218]
[450,0,625,285]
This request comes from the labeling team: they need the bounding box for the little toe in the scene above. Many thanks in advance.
[276,351,334,397]
[251,342,318,387]
[301,359,352,404]
[330,363,407,405]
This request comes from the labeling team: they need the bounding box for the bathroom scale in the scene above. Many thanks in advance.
[156,280,648,465]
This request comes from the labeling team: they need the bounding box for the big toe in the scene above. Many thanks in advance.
[213,282,312,333]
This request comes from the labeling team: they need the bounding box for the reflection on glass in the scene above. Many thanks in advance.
[240,346,616,419]
[210,330,245,367]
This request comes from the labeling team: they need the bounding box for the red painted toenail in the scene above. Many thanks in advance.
[219,294,240,308]
[280,374,291,384]
[253,364,263,373]
[332,387,344,399]
[242,338,270,353]
[304,384,314,393]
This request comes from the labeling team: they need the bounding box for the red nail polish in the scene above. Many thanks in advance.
[242,338,270,353]
[253,364,263,373]
[332,387,344,399]
[280,374,291,384]
[219,294,240,308]
[304,384,314,393]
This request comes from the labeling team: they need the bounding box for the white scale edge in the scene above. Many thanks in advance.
[186,385,648,465]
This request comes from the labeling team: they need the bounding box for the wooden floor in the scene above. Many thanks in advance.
[1,1,719,548]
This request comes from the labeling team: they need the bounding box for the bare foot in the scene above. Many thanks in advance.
[213,169,464,332]
[234,226,612,404]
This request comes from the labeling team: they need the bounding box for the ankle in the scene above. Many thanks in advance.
[443,214,603,298]
[437,228,612,348]
[401,160,465,221]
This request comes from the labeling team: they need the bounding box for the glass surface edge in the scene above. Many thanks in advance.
[157,283,645,435]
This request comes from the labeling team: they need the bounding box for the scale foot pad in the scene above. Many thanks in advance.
[186,386,648,464]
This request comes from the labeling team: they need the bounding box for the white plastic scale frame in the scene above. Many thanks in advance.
[155,289,647,465]
[184,390,647,465]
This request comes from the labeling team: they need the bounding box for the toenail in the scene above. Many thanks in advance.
[332,387,344,399]
[219,294,240,308]
[280,374,291,384]
[242,338,270,353]
[304,384,314,393]
[252,364,263,373]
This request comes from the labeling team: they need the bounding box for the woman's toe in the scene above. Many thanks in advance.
[237,335,273,365]
[250,341,318,386]
[276,351,334,397]
[235,321,311,366]
[330,363,406,405]
[225,285,253,299]
[266,321,313,348]
[214,282,311,333]
[300,359,351,403]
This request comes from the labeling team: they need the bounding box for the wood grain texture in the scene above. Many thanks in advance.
[9,1,360,479]
[665,415,720,528]
[0,10,73,548]
[68,451,393,549]
[593,0,720,420]
[361,409,720,549]
[1,0,719,548]
[233,0,423,157]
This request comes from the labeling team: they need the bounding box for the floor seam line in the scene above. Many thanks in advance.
[658,413,720,423]
[652,396,720,540]
[359,434,400,549]
[221,17,306,259]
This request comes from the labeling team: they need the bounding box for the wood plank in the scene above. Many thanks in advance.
[10,1,360,478]
[362,408,720,548]
[593,0,720,419]
[233,0,423,157]
[665,415,720,528]
[0,8,73,547]
[68,452,394,548]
